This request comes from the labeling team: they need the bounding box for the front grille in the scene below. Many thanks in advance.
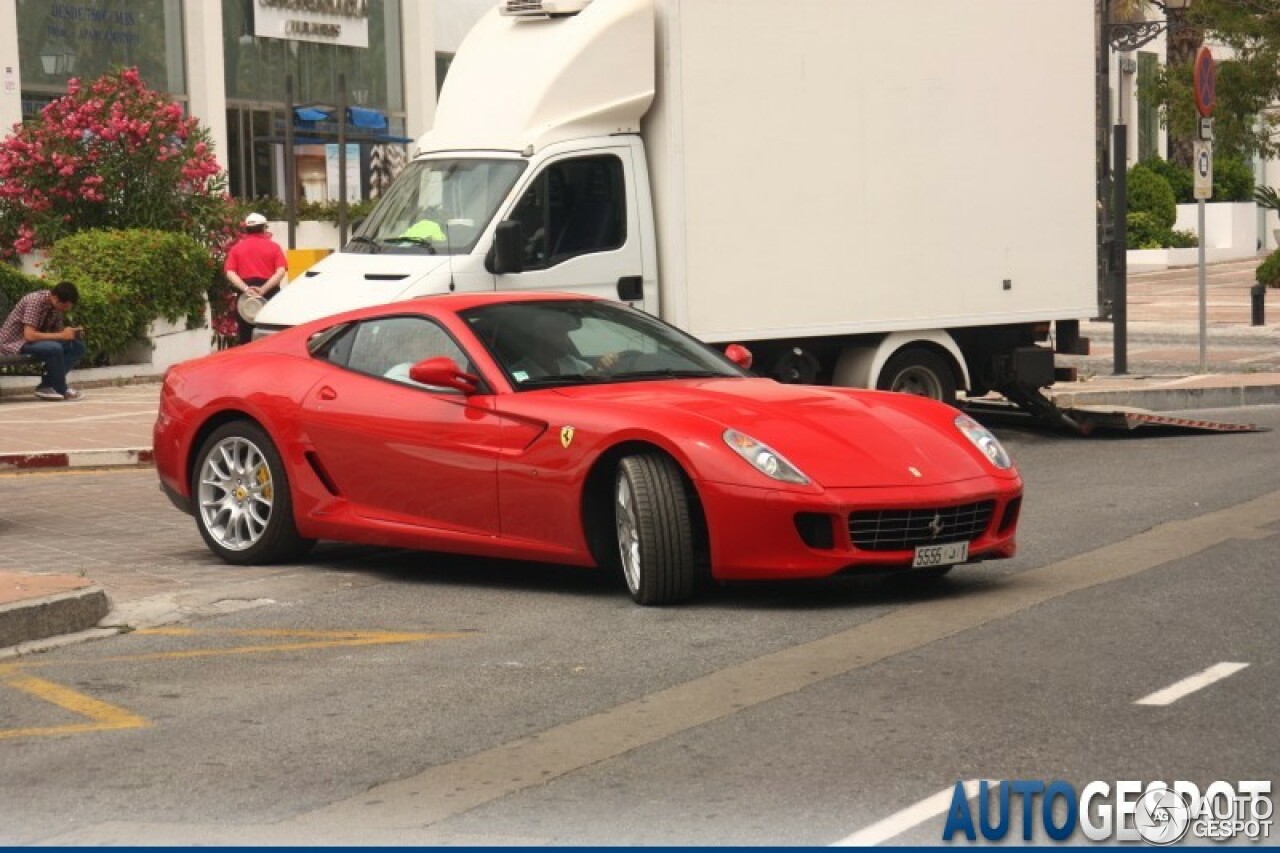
[848,501,996,551]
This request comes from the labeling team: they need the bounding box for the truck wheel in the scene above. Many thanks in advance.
[877,348,957,406]
[192,421,314,565]
[614,453,696,605]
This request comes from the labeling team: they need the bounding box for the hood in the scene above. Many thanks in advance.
[553,378,1005,489]
[255,253,450,327]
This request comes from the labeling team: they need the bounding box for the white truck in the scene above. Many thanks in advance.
[254,0,1097,409]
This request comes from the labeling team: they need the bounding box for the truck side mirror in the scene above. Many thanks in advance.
[486,221,524,275]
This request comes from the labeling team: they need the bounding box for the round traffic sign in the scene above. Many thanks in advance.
[1193,46,1216,117]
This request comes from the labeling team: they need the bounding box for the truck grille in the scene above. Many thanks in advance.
[501,0,593,16]
[848,501,995,551]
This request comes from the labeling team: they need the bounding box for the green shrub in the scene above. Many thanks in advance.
[1167,228,1199,248]
[1127,163,1176,230]
[1258,249,1280,289]
[1144,157,1195,204]
[0,260,42,307]
[1213,157,1255,202]
[44,230,217,366]
[1126,211,1165,249]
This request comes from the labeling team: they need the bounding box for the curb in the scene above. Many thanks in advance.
[0,448,153,472]
[0,586,111,649]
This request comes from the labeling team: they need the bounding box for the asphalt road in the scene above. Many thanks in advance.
[1,407,1277,845]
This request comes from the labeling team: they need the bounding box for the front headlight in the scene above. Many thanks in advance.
[723,429,810,485]
[954,414,1012,469]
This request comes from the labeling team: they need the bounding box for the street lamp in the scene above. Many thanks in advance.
[39,44,77,77]
[1101,0,1191,375]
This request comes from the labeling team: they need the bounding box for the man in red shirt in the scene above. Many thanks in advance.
[224,212,288,345]
[0,281,86,401]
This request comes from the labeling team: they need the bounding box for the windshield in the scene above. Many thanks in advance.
[348,157,526,255]
[461,300,749,390]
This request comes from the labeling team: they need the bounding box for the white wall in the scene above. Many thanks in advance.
[0,0,21,134]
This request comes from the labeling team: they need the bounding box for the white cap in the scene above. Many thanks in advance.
[244,212,268,227]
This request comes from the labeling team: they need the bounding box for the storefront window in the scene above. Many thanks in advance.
[16,0,186,95]
[223,0,403,113]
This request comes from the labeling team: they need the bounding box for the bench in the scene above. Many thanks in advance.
[0,290,40,369]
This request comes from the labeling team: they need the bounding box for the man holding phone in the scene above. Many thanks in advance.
[0,281,86,401]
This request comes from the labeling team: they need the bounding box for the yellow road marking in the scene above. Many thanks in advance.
[0,667,148,740]
[0,628,466,740]
[20,628,468,669]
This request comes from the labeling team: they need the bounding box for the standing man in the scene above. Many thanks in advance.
[224,212,288,345]
[0,281,86,401]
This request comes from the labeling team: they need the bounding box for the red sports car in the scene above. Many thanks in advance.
[154,293,1022,605]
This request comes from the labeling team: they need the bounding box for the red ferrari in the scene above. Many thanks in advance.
[155,293,1022,605]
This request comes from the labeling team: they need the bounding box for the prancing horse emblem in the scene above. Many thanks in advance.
[926,513,945,539]
[560,426,575,448]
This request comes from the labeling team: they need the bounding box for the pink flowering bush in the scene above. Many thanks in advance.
[0,67,239,255]
[0,67,243,345]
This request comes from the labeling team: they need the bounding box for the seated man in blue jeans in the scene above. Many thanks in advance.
[0,281,86,401]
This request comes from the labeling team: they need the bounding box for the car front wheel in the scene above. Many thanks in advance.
[614,453,696,605]
[192,421,314,565]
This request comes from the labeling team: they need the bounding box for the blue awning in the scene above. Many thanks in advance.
[347,106,388,130]
[294,106,330,122]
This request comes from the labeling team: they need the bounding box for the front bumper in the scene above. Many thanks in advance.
[696,477,1022,581]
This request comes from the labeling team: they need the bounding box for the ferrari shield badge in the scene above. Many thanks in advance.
[560,426,575,448]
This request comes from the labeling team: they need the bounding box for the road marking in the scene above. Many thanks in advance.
[0,666,148,740]
[1135,661,1249,706]
[19,628,468,669]
[0,628,465,740]
[281,490,1280,838]
[833,780,980,846]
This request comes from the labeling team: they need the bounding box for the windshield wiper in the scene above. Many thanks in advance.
[347,235,381,253]
[609,368,725,381]
[383,235,437,254]
[517,373,604,388]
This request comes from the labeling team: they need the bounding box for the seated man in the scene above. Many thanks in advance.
[505,319,620,381]
[0,281,86,401]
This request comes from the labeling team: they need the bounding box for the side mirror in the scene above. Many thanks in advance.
[724,344,753,370]
[485,221,524,275]
[408,356,480,394]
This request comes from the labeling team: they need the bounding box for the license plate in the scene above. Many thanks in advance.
[912,541,968,568]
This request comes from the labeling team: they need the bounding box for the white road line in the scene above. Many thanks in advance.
[833,780,980,847]
[1135,661,1250,706]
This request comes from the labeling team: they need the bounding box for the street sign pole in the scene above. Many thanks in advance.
[1192,47,1216,375]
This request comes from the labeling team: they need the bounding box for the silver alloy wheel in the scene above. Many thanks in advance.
[198,435,275,551]
[615,472,642,594]
[890,365,945,399]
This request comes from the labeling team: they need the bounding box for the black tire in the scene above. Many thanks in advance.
[191,421,314,565]
[877,347,958,406]
[614,453,697,605]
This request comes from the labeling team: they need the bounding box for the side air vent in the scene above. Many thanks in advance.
[501,0,593,18]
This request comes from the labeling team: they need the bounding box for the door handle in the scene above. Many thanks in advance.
[318,386,337,401]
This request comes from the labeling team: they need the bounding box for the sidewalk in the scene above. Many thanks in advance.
[1,257,1278,651]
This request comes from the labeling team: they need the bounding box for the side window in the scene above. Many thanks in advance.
[508,154,625,270]
[343,316,473,391]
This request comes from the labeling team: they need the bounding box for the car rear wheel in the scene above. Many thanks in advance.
[615,453,696,605]
[877,347,957,406]
[192,421,314,565]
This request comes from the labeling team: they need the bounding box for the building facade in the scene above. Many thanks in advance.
[0,0,492,207]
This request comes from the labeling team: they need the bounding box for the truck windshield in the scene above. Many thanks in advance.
[348,158,526,256]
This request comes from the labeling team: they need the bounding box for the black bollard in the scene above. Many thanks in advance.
[1251,283,1266,326]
